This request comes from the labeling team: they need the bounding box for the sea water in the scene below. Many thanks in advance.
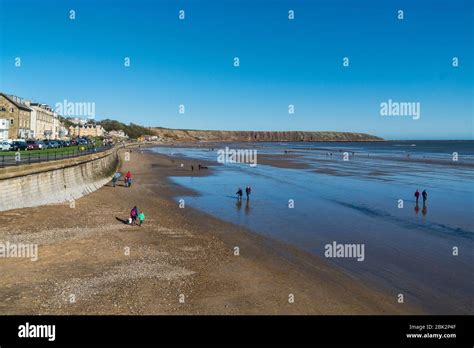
[149,141,474,314]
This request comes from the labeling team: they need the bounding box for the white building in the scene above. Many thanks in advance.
[0,118,9,141]
[29,103,55,139]
[28,105,37,139]
[52,112,60,139]
[68,117,87,125]
[108,129,129,139]
[59,126,69,139]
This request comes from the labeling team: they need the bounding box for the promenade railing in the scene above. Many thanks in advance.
[0,144,114,168]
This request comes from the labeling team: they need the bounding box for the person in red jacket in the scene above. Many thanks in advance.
[414,189,420,204]
[125,171,131,187]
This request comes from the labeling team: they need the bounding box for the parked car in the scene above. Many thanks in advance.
[0,141,11,151]
[41,140,49,149]
[26,140,41,150]
[10,141,27,151]
[44,140,59,149]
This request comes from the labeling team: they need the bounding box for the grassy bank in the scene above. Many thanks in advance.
[0,145,91,157]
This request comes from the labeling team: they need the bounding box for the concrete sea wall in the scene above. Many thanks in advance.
[0,148,119,212]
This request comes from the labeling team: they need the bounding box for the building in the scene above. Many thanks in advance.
[0,93,33,139]
[144,135,160,141]
[69,123,104,138]
[108,129,128,139]
[0,118,9,141]
[52,111,60,139]
[29,103,55,139]
[59,126,69,139]
[68,117,87,125]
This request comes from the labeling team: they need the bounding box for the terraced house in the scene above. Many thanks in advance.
[29,103,58,139]
[0,93,33,139]
[68,123,104,137]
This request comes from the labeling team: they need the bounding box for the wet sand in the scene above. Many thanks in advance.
[256,154,311,169]
[0,148,421,314]
[285,147,474,168]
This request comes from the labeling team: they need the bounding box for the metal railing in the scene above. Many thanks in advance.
[0,145,114,168]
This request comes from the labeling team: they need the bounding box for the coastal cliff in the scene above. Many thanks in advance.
[151,128,383,142]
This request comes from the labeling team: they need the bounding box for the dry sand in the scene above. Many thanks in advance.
[0,148,422,314]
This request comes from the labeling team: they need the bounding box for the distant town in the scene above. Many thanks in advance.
[0,92,160,145]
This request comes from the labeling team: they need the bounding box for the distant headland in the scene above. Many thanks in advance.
[150,128,383,142]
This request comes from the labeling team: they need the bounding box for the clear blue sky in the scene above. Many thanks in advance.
[0,0,472,139]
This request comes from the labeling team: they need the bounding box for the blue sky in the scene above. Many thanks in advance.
[0,0,472,139]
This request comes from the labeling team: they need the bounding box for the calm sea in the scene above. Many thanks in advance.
[149,141,474,314]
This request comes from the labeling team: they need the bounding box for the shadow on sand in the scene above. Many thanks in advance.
[115,217,129,224]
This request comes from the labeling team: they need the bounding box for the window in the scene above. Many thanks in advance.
[10,119,13,125]
[0,107,5,112]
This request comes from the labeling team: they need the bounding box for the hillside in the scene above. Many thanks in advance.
[98,119,155,139]
[151,128,383,142]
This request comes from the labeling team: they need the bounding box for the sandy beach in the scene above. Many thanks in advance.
[0,147,420,315]
[155,142,473,314]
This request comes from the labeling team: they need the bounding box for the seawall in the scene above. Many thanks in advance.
[0,147,119,212]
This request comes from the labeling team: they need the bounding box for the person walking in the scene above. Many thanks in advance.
[125,171,131,188]
[245,186,252,200]
[130,206,138,225]
[138,211,145,226]
[414,189,420,204]
[112,174,118,187]
[236,188,243,201]
[422,190,428,204]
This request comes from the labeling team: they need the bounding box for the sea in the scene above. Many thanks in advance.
[149,141,474,314]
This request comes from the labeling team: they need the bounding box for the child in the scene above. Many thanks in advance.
[138,211,145,226]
